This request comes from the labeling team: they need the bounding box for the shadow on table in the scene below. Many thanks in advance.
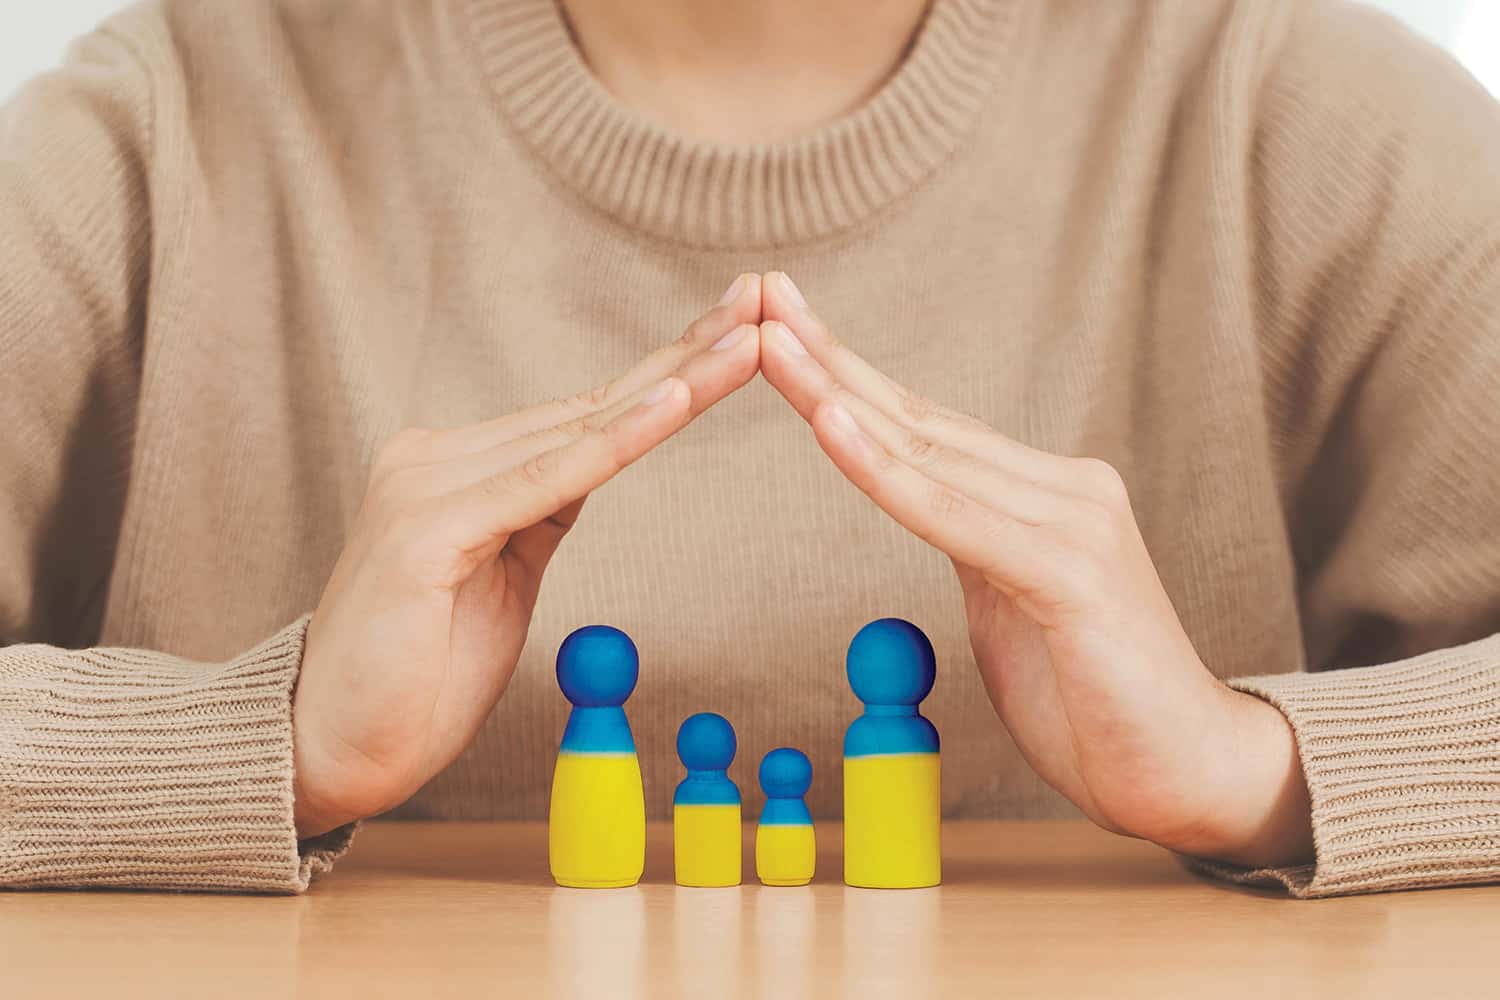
[327,821,557,887]
[937,853,1186,890]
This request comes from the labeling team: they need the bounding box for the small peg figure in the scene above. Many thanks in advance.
[673,712,741,887]
[843,618,941,888]
[756,748,815,886]
[548,625,647,888]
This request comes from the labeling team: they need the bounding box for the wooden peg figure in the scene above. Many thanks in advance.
[673,712,741,887]
[843,618,941,888]
[549,625,647,888]
[756,747,815,886]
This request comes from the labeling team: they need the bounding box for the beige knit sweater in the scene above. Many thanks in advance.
[1,0,1498,898]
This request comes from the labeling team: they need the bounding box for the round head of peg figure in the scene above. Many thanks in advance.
[555,625,639,707]
[676,712,737,772]
[759,748,812,800]
[846,617,936,708]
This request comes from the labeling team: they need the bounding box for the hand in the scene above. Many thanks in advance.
[758,272,1312,867]
[292,276,764,837]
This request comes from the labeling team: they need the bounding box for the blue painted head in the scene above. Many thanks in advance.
[676,712,736,771]
[758,747,812,799]
[846,618,936,707]
[556,625,639,707]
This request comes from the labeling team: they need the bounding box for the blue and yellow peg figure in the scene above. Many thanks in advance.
[673,712,741,887]
[756,748,815,886]
[548,625,647,889]
[843,618,941,888]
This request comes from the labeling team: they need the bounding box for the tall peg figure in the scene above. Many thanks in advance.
[843,617,941,888]
[549,625,647,888]
[673,712,741,887]
[756,747,815,886]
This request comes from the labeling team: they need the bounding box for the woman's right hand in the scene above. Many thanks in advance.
[291,276,763,837]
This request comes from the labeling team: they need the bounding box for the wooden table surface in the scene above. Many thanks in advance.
[3,820,1495,999]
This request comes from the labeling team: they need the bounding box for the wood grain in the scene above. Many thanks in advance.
[2,821,1495,998]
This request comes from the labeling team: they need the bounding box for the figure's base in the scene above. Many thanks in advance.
[843,752,942,890]
[553,876,641,889]
[755,823,816,888]
[673,803,742,889]
[549,752,646,892]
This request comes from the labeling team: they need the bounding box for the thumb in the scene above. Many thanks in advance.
[500,495,589,611]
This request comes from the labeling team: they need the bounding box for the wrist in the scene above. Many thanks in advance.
[291,703,359,839]
[292,782,347,841]
[292,745,349,839]
[1174,687,1314,867]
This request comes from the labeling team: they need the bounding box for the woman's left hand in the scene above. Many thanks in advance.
[758,272,1313,867]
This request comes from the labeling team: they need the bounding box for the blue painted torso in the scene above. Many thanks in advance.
[560,705,636,754]
[759,797,812,825]
[674,772,741,806]
[843,706,940,757]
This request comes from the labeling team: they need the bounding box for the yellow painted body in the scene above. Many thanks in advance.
[673,803,742,887]
[755,824,816,886]
[843,753,941,888]
[549,752,646,888]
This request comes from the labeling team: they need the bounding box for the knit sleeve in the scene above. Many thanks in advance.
[0,616,355,891]
[0,19,351,890]
[1190,641,1500,897]
[1197,3,1500,897]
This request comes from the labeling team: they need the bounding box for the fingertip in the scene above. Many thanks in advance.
[755,321,786,381]
[717,329,763,395]
[767,270,802,302]
[740,271,764,305]
[811,398,876,469]
[708,323,762,390]
[737,321,765,373]
[759,321,827,415]
[761,320,809,358]
[709,322,758,353]
[715,273,747,308]
[764,270,812,317]
[717,272,764,324]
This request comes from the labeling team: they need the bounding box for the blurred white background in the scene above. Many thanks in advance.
[1,1,1497,102]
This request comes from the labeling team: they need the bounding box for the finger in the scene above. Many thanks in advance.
[417,273,762,463]
[758,318,841,421]
[760,272,943,423]
[843,392,1084,527]
[424,321,759,496]
[430,377,694,557]
[807,396,1064,600]
[761,272,1077,489]
[762,320,1080,526]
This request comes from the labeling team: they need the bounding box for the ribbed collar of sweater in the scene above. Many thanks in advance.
[465,0,1019,249]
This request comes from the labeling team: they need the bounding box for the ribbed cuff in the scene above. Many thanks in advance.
[1189,635,1500,897]
[0,616,354,892]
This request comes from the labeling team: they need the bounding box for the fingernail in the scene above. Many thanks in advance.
[772,321,808,356]
[778,272,808,308]
[826,401,859,436]
[710,324,750,352]
[641,379,676,405]
[716,275,745,307]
